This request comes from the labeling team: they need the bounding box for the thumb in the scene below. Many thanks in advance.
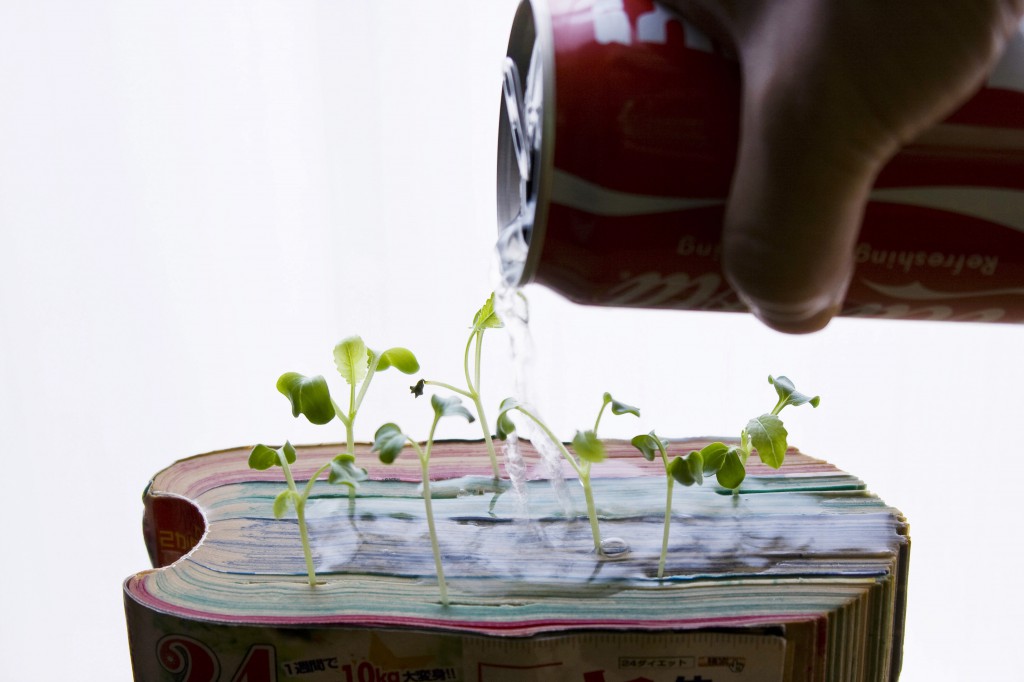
[718,0,1024,333]
[721,96,883,334]
[720,12,894,333]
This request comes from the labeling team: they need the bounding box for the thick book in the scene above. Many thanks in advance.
[124,440,909,681]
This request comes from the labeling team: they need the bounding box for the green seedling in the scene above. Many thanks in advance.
[496,392,639,555]
[631,376,818,579]
[247,441,364,587]
[411,293,504,479]
[373,394,476,606]
[250,336,418,587]
[697,375,820,491]
[630,432,703,580]
[279,336,420,458]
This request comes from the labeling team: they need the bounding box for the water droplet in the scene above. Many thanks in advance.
[600,537,630,559]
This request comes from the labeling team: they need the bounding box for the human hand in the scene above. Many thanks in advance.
[661,0,1024,332]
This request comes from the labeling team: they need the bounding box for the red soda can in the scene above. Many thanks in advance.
[496,0,1024,323]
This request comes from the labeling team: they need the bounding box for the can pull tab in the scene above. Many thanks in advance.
[503,56,531,203]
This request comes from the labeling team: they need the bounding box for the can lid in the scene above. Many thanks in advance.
[496,0,554,289]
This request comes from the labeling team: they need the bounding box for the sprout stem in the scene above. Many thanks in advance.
[655,438,673,580]
[469,331,501,478]
[473,330,484,394]
[463,332,476,393]
[420,453,448,606]
[579,469,602,553]
[352,353,381,415]
[659,477,674,580]
[422,380,472,399]
[294,501,316,588]
[345,421,356,457]
[279,451,317,587]
[593,401,608,433]
[512,405,582,477]
[302,462,334,501]
[416,419,449,607]
[472,393,500,479]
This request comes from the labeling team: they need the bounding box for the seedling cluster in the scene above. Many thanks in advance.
[630,375,820,579]
[250,293,819,602]
[371,394,476,605]
[249,336,419,586]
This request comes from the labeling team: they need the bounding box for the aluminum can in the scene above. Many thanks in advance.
[496,0,1024,323]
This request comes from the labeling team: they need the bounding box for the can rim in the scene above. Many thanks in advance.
[496,0,555,288]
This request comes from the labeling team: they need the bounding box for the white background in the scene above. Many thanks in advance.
[2,2,1022,680]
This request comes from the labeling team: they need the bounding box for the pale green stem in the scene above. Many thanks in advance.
[279,453,317,587]
[655,440,673,579]
[332,399,348,421]
[344,421,356,458]
[333,399,355,456]
[417,417,449,606]
[342,350,382,456]
[352,354,381,415]
[473,330,484,393]
[426,330,501,478]
[332,401,357,500]
[473,393,500,479]
[347,355,382,459]
[294,501,316,588]
[420,450,448,606]
[301,462,334,501]
[422,380,472,399]
[579,465,603,553]
[659,477,674,580]
[423,379,495,476]
[468,329,499,478]
[347,380,358,456]
[463,332,476,394]
[512,406,582,478]
[593,400,608,433]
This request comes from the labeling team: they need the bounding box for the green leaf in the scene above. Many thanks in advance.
[603,392,640,418]
[333,336,369,386]
[248,444,278,471]
[746,413,788,469]
[272,489,294,519]
[630,433,660,462]
[769,375,820,413]
[716,446,746,489]
[276,373,336,425]
[328,453,368,487]
[281,441,297,465]
[472,292,503,331]
[248,443,294,470]
[495,397,521,440]
[572,429,606,463]
[669,451,704,486]
[431,394,476,422]
[699,442,730,475]
[376,347,419,374]
[372,423,408,464]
